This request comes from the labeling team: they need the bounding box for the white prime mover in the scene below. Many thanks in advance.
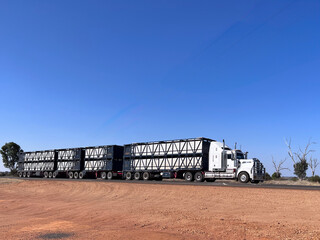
[123,137,265,183]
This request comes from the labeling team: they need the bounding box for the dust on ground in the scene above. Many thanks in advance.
[0,179,319,240]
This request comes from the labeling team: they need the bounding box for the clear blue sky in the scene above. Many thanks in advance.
[1,0,319,176]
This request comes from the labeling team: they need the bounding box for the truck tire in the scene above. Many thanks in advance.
[125,172,133,180]
[27,172,31,178]
[134,172,141,180]
[142,172,150,181]
[107,171,113,180]
[194,172,204,182]
[44,172,48,178]
[53,172,58,178]
[79,172,84,179]
[68,172,74,179]
[238,172,249,183]
[184,172,193,182]
[74,172,79,179]
[48,172,53,178]
[101,172,107,180]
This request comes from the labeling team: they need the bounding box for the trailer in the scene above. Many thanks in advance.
[81,145,124,179]
[123,138,211,180]
[18,150,56,178]
[54,148,84,179]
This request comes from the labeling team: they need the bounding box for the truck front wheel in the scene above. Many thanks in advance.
[194,172,204,182]
[238,172,249,183]
[184,172,193,182]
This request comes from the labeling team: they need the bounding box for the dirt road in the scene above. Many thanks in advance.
[0,178,319,240]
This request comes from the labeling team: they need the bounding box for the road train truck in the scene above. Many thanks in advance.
[18,137,265,183]
[123,137,265,183]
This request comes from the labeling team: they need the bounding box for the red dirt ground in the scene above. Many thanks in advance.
[0,178,320,240]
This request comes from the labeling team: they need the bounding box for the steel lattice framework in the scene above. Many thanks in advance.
[84,145,124,172]
[57,148,83,171]
[19,150,56,171]
[123,138,212,172]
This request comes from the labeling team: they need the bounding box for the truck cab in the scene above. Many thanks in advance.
[205,141,265,183]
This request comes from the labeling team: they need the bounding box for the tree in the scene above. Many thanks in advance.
[272,156,289,179]
[0,142,23,174]
[293,160,308,179]
[308,157,319,177]
[285,138,314,180]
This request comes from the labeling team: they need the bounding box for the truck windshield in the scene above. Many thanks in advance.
[236,152,245,159]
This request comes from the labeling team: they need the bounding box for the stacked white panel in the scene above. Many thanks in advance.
[84,147,108,171]
[132,157,203,171]
[131,140,203,157]
[84,160,106,170]
[23,151,55,171]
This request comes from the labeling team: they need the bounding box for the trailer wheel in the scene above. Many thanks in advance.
[238,172,249,183]
[27,172,31,178]
[79,172,84,179]
[44,172,48,178]
[68,172,74,179]
[74,172,79,179]
[101,172,107,180]
[22,172,26,178]
[184,172,193,182]
[53,172,58,178]
[134,172,141,180]
[142,172,150,181]
[125,172,133,180]
[18,172,22,178]
[194,172,204,182]
[107,171,113,180]
[48,172,53,178]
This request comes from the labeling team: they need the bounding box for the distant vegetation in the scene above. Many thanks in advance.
[269,138,319,183]
[0,142,23,175]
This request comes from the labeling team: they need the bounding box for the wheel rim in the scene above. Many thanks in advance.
[186,173,191,180]
[143,172,149,180]
[240,174,247,182]
[126,172,131,179]
[107,172,112,179]
[101,172,106,179]
[196,175,201,180]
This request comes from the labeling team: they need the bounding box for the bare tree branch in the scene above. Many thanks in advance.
[308,157,319,177]
[272,156,290,175]
[285,138,296,164]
